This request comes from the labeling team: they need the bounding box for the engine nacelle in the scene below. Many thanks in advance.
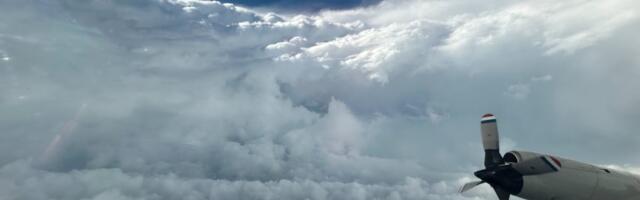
[462,114,640,199]
[504,151,640,200]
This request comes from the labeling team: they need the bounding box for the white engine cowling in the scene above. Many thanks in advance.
[504,151,640,200]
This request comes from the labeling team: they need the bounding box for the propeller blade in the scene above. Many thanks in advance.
[469,114,522,199]
[459,180,485,193]
[481,114,504,168]
[511,156,561,175]
[492,185,511,200]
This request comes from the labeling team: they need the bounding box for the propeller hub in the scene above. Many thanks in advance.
[474,165,524,195]
[474,168,496,180]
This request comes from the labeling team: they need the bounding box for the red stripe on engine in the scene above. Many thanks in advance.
[550,156,562,167]
[482,113,494,118]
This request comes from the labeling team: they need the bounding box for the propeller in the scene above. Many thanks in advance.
[459,114,558,200]
[460,180,484,193]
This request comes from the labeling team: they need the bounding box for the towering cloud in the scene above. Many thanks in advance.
[0,0,639,199]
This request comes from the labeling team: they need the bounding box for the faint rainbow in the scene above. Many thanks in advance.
[39,103,88,164]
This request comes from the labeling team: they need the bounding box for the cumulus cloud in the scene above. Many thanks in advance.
[1,0,640,199]
[274,20,448,83]
[1,160,501,200]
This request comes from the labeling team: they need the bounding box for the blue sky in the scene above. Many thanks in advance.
[220,0,382,11]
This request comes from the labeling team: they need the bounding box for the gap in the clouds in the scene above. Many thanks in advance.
[219,0,383,12]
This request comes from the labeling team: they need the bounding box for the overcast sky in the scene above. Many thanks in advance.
[1,0,640,199]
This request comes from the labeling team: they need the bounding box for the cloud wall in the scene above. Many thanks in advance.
[1,0,639,199]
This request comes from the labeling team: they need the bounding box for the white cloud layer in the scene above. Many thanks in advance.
[1,0,640,199]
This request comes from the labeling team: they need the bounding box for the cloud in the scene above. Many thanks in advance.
[219,0,383,11]
[531,75,552,82]
[505,84,531,100]
[1,0,640,199]
[504,75,552,100]
[273,20,449,83]
[1,160,496,200]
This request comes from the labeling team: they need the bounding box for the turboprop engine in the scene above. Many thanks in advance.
[459,114,560,199]
[460,114,640,200]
